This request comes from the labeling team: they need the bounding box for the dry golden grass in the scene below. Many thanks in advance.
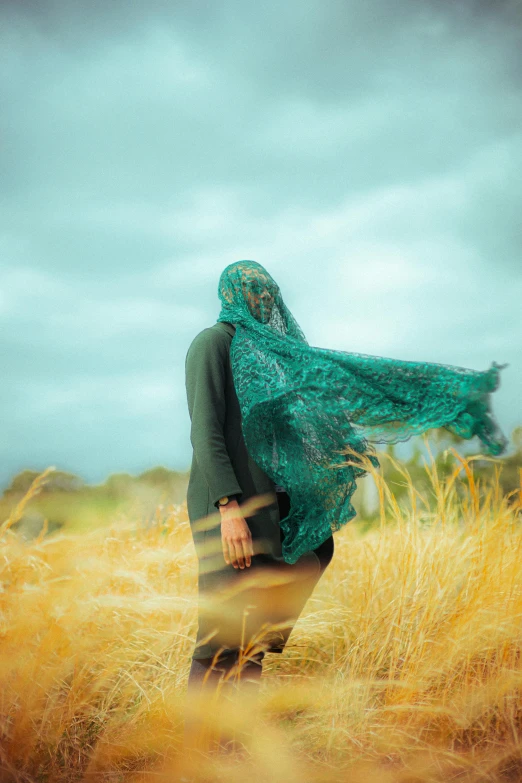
[1,441,522,782]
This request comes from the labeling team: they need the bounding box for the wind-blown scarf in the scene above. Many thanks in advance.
[216,260,509,564]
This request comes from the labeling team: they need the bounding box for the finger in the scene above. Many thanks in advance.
[243,537,252,567]
[222,537,230,565]
[233,539,245,569]
[233,539,244,569]
[228,540,239,569]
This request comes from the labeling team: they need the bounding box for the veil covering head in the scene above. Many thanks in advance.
[217,260,509,564]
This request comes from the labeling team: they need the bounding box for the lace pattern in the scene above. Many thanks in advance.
[216,260,509,564]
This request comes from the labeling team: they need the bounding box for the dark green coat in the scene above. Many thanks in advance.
[185,320,322,659]
[185,320,282,553]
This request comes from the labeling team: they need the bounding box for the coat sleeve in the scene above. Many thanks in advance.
[185,328,243,509]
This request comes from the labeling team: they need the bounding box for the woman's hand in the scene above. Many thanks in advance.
[219,499,254,569]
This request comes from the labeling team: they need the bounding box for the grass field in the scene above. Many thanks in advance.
[1,444,521,782]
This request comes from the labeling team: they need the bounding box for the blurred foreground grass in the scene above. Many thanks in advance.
[1,442,522,782]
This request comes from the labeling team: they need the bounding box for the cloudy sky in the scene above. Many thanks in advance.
[1,0,521,489]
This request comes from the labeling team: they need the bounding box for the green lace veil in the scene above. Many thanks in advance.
[216,260,509,564]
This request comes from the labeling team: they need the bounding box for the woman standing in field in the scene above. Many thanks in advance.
[184,265,334,696]
[184,259,508,697]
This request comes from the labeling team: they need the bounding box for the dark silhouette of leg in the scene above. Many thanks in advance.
[184,648,265,755]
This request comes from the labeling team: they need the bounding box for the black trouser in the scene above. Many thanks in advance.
[187,491,334,688]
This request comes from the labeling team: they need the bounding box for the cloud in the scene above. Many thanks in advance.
[0,0,520,486]
[0,265,201,337]
[14,373,181,417]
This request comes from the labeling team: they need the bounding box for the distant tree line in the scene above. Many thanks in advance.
[2,424,520,536]
[1,466,190,504]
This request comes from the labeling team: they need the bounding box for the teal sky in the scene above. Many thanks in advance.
[1,0,521,488]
